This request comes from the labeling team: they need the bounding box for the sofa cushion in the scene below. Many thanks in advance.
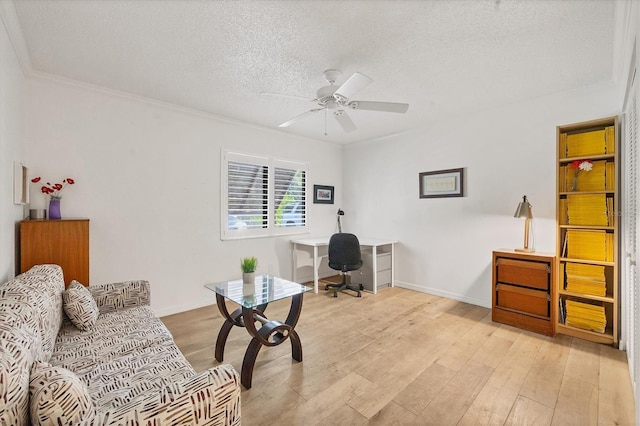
[29,361,94,426]
[0,337,36,425]
[50,306,177,374]
[63,281,99,331]
[1,265,65,360]
[80,339,195,410]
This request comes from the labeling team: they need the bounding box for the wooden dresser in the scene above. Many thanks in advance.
[19,219,89,287]
[492,249,556,336]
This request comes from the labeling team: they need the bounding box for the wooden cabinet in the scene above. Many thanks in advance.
[19,219,89,287]
[556,116,619,345]
[492,250,556,336]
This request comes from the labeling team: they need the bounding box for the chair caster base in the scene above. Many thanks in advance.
[333,292,338,298]
[357,292,362,297]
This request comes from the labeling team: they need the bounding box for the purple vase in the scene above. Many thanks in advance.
[49,198,62,220]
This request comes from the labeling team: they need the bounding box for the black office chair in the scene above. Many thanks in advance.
[325,233,364,298]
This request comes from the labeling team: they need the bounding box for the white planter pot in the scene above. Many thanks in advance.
[242,272,255,295]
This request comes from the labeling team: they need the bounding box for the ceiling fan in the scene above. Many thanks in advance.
[261,69,409,134]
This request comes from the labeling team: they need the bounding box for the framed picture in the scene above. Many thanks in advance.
[313,184,334,204]
[419,168,464,198]
[13,162,29,205]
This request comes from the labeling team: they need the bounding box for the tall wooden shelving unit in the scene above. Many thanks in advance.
[556,116,619,345]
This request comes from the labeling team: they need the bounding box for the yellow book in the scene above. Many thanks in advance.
[559,133,568,159]
[567,129,607,157]
[566,229,608,261]
[605,162,615,190]
[559,198,568,225]
[566,193,608,226]
[605,126,615,154]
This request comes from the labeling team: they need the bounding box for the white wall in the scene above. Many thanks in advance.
[0,10,26,282]
[343,82,619,308]
[24,76,342,316]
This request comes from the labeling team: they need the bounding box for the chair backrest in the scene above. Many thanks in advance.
[328,233,363,272]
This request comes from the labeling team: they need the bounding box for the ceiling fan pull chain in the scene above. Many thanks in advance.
[324,108,328,136]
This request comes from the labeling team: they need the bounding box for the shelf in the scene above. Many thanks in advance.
[559,154,615,163]
[558,289,615,304]
[556,116,618,345]
[559,191,615,196]
[559,225,614,231]
[555,323,614,345]
[559,257,615,266]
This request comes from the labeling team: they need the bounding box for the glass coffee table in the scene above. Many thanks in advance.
[205,275,311,389]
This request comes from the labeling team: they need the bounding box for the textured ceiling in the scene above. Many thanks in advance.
[11,0,615,144]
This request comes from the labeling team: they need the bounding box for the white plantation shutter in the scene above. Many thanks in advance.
[228,160,268,229]
[221,151,307,240]
[274,161,306,229]
[622,62,638,403]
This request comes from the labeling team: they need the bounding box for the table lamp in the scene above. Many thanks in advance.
[337,209,344,233]
[514,195,534,252]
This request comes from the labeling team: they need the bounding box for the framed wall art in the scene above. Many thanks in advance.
[313,184,334,204]
[13,162,29,205]
[419,168,464,198]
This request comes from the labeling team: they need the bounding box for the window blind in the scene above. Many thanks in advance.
[221,151,307,240]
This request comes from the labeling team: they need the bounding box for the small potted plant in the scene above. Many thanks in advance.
[241,257,258,292]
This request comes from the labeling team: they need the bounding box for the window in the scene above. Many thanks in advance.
[221,151,307,239]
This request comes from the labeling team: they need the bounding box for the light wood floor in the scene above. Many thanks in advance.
[161,285,635,425]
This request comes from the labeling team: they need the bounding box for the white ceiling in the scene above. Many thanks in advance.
[9,0,616,144]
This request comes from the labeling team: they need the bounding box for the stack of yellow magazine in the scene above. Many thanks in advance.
[561,126,615,157]
[565,229,614,262]
[566,194,610,226]
[565,299,606,333]
[564,262,606,296]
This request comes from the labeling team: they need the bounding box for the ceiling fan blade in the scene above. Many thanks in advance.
[333,110,357,133]
[278,108,324,128]
[260,92,315,102]
[347,100,409,113]
[334,72,373,102]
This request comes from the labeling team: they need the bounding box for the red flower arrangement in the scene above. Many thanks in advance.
[569,159,593,172]
[31,176,75,199]
[569,159,592,191]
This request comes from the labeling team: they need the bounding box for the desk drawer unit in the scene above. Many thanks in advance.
[361,252,392,291]
[492,250,556,336]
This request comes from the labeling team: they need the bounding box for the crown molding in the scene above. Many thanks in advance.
[0,0,32,75]
[28,69,331,146]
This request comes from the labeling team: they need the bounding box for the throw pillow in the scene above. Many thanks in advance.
[63,280,99,331]
[29,361,94,425]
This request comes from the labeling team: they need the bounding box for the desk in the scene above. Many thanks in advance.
[291,236,397,294]
[205,275,311,389]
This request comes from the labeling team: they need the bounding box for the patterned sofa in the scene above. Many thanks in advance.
[0,264,241,425]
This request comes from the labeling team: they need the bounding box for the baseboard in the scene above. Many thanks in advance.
[154,299,216,318]
[394,280,491,309]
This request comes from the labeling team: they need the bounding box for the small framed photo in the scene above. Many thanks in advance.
[13,162,29,205]
[313,184,334,204]
[419,168,464,198]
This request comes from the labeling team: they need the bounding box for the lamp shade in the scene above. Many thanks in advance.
[514,195,533,219]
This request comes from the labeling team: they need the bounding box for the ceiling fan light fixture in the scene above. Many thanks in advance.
[269,69,408,133]
[323,69,341,84]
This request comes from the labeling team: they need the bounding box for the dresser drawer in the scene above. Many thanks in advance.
[496,258,549,290]
[496,284,549,317]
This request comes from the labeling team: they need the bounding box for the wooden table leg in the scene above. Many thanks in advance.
[214,293,244,362]
[239,293,305,389]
